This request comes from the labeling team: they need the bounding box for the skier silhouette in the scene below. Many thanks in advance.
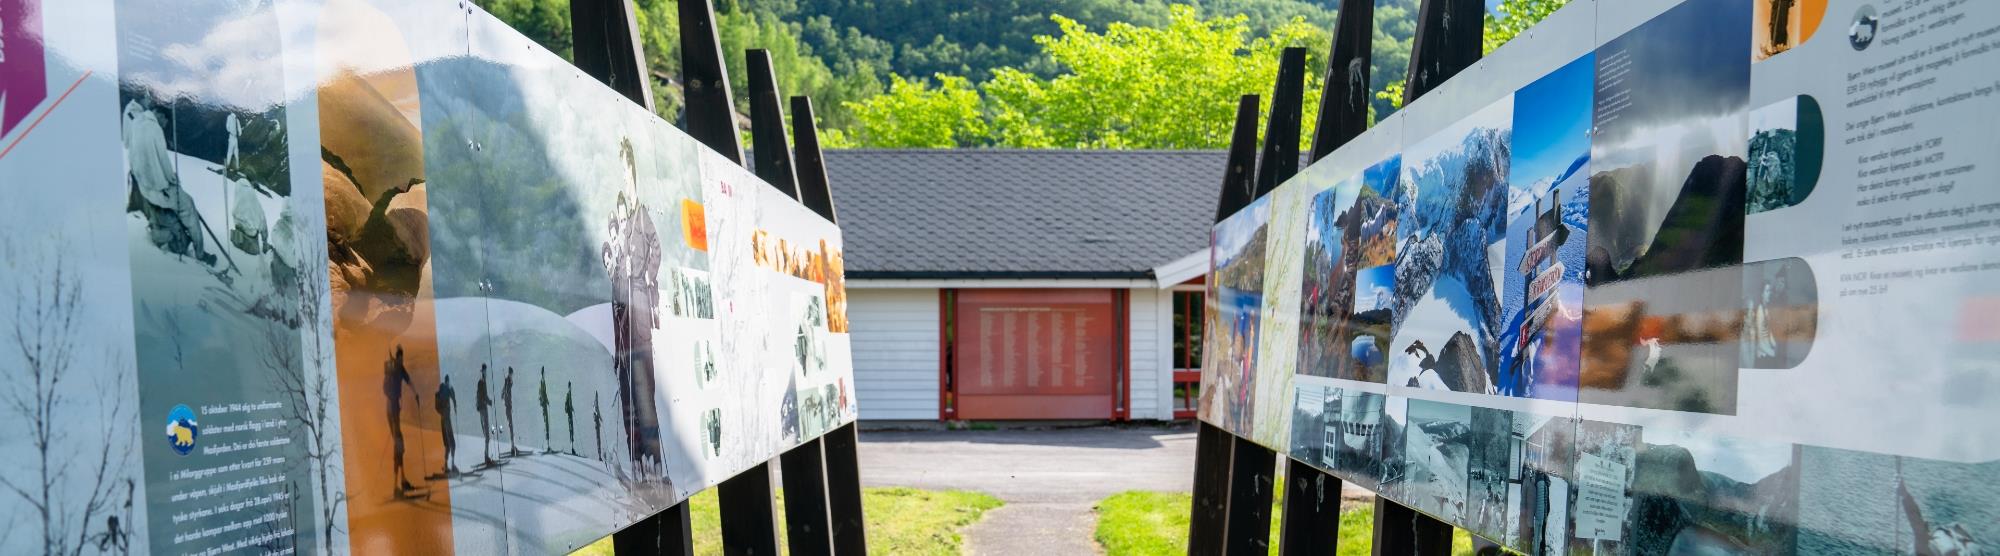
[383,346,418,493]
[475,364,495,466]
[503,366,518,457]
[436,374,460,475]
[539,367,551,453]
[565,382,577,456]
[593,393,605,460]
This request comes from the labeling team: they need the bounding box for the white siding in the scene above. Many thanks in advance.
[847,288,941,420]
[1128,288,1176,420]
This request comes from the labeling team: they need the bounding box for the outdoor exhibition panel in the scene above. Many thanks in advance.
[0,0,856,554]
[1200,0,2000,553]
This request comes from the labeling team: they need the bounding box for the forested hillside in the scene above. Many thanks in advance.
[473,0,1560,148]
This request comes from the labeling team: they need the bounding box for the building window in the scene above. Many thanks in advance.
[1171,290,1204,418]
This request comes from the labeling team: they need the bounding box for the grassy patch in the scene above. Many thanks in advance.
[1093,489,1476,555]
[573,487,1002,555]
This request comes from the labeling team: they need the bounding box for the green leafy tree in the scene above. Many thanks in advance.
[844,74,987,147]
[1484,0,1570,54]
[981,6,1326,149]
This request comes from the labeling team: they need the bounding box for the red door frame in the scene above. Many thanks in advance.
[938,288,1131,421]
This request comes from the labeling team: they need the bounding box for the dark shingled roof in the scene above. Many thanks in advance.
[823,149,1225,279]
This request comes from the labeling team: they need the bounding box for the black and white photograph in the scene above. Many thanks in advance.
[1747,95,1824,215]
[1329,389,1390,493]
[1625,429,1799,554]
[1401,399,1472,522]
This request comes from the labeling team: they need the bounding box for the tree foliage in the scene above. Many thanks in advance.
[1484,0,1571,54]
[844,74,986,148]
[477,0,1569,150]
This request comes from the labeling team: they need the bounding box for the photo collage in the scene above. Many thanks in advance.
[1212,0,2000,554]
[0,0,858,554]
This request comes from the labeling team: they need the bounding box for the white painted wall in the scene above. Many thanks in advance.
[1128,287,1175,420]
[844,285,1182,421]
[846,288,941,420]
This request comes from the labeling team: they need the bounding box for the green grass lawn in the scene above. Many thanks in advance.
[1093,488,1476,555]
[573,487,1002,555]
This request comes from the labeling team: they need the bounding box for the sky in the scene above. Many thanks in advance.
[1509,53,1594,201]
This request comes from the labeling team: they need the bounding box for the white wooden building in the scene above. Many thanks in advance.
[823,150,1223,422]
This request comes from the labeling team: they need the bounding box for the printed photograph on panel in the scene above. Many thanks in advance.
[1329,389,1389,493]
[1401,399,1471,523]
[1288,377,1337,467]
[1200,195,1271,435]
[415,11,716,550]
[1296,157,1401,384]
[1569,420,1639,554]
[116,0,334,552]
[1505,414,1574,555]
[1462,407,1515,543]
[1585,0,1750,285]
[1797,448,1997,554]
[1625,429,1798,554]
[1581,0,1752,415]
[1373,396,1410,501]
[1497,54,1592,402]
[1739,257,1817,369]
[1746,95,1824,215]
[1387,97,1512,395]
[1753,0,1826,61]
[0,3,152,553]
[316,0,452,550]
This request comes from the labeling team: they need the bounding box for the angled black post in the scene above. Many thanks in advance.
[678,0,743,163]
[821,423,868,554]
[718,463,783,555]
[575,4,694,553]
[1255,47,1309,197]
[1187,422,1234,555]
[1402,0,1484,106]
[790,96,839,222]
[779,440,836,556]
[612,502,694,556]
[1277,458,1342,555]
[1213,95,1261,223]
[570,0,652,110]
[746,50,800,199]
[1371,496,1453,555]
[1309,0,1376,162]
[1223,435,1279,554]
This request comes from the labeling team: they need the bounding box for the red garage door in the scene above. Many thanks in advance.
[951,289,1128,420]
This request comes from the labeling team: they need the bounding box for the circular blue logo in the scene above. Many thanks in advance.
[165,405,199,456]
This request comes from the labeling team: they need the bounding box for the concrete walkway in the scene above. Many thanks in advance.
[856,425,1196,556]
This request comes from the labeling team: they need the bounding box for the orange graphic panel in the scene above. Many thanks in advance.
[319,0,452,551]
[681,198,708,251]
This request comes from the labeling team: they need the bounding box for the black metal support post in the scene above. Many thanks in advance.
[1213,95,1261,223]
[779,440,835,555]
[1402,0,1484,106]
[612,501,694,556]
[678,0,743,163]
[1254,47,1309,197]
[570,0,652,110]
[1277,458,1342,556]
[790,96,839,223]
[1309,0,1376,162]
[718,463,783,556]
[745,50,799,199]
[821,422,867,554]
[1187,423,1234,555]
[1371,497,1452,556]
[1224,435,1278,555]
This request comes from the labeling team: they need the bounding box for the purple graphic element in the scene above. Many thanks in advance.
[1,0,47,137]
